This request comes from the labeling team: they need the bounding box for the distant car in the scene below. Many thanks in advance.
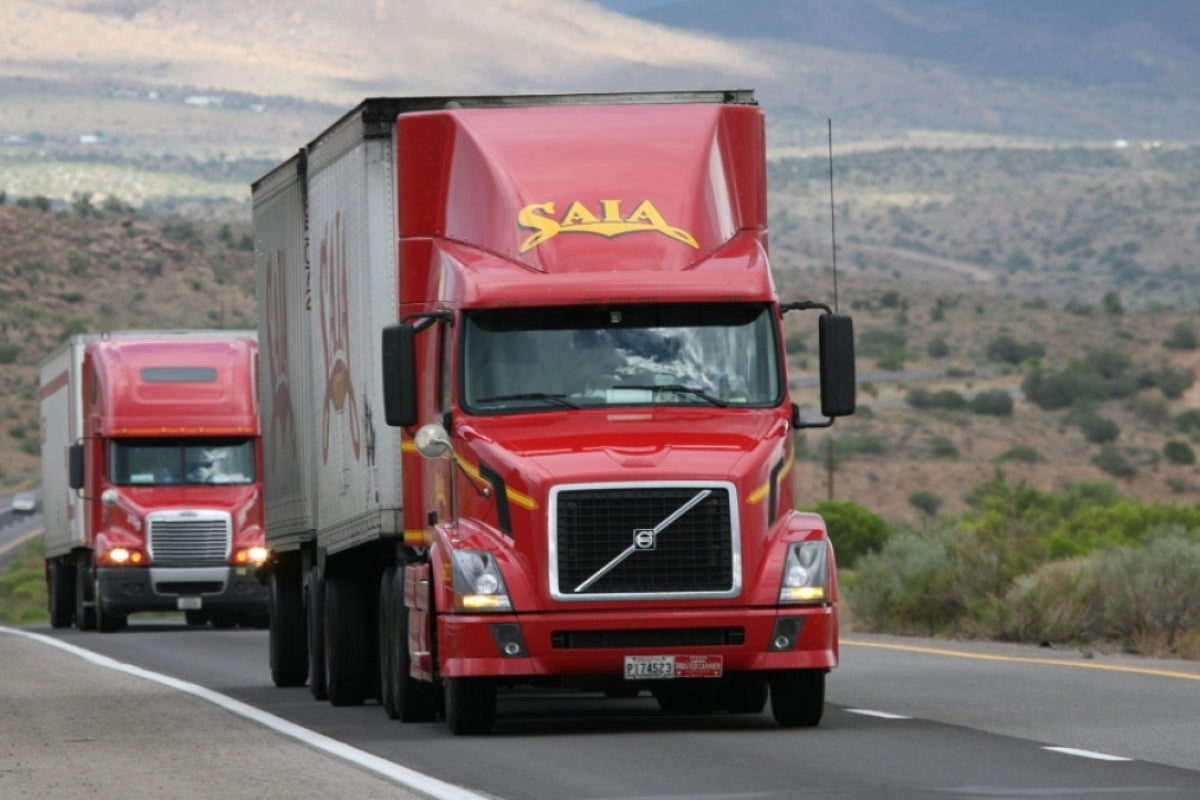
[11,492,37,514]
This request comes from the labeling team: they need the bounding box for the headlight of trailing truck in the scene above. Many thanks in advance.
[450,550,512,612]
[99,546,145,566]
[779,540,830,604]
[234,546,270,566]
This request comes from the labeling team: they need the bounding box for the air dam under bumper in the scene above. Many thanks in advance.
[438,606,837,679]
[96,565,268,616]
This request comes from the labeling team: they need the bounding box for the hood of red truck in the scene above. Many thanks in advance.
[104,484,262,527]
[458,408,788,498]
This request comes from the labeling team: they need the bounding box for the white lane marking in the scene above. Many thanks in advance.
[1044,746,1132,762]
[3,627,496,800]
[846,708,910,719]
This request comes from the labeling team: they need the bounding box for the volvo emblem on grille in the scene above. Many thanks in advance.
[633,529,656,550]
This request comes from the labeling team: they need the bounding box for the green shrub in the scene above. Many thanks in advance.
[1074,413,1120,444]
[985,334,1045,365]
[801,500,889,569]
[844,528,959,635]
[995,444,1044,464]
[1164,440,1196,465]
[1164,322,1198,351]
[1092,444,1136,478]
[1094,529,1200,652]
[1000,556,1102,644]
[970,389,1013,416]
[1175,409,1200,437]
[909,490,943,516]
[0,343,21,364]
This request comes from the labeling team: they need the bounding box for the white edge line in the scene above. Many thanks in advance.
[2,626,496,800]
[1043,746,1132,762]
[846,708,911,719]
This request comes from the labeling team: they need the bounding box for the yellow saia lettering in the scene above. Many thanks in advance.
[517,199,699,252]
[627,200,700,248]
[517,202,559,253]
[561,201,600,227]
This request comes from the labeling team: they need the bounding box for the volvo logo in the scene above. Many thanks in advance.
[633,529,657,550]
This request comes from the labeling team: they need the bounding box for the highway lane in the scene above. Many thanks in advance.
[15,623,1200,799]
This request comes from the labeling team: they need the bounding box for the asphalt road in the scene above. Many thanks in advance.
[4,622,1198,800]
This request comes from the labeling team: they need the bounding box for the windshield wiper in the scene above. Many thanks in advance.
[616,384,727,407]
[475,393,580,409]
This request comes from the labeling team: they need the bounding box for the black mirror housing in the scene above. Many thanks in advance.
[818,313,856,418]
[381,324,418,428]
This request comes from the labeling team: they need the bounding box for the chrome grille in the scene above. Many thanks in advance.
[550,482,740,601]
[147,511,231,564]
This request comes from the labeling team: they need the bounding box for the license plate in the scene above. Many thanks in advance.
[624,655,723,680]
[177,596,202,610]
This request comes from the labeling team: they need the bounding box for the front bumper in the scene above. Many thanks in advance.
[97,564,269,616]
[437,605,837,679]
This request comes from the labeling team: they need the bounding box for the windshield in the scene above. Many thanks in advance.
[110,438,257,486]
[461,304,782,413]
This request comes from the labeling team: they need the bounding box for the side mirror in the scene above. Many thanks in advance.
[381,324,418,428]
[69,442,85,490]
[818,313,856,418]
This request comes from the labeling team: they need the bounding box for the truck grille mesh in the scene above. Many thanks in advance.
[553,485,736,598]
[148,513,231,563]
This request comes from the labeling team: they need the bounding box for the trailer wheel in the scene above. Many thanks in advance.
[306,565,327,701]
[378,566,398,718]
[444,677,496,735]
[324,569,368,706]
[74,555,96,631]
[769,669,825,727]
[48,559,74,629]
[270,558,308,688]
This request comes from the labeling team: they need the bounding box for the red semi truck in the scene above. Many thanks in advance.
[39,330,269,632]
[253,90,855,734]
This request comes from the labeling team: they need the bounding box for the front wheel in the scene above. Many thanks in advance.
[94,580,126,633]
[444,677,496,735]
[769,669,825,728]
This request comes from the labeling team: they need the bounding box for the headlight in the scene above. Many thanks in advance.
[779,539,830,604]
[450,549,512,612]
[234,546,270,566]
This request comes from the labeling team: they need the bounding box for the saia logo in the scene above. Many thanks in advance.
[517,199,698,253]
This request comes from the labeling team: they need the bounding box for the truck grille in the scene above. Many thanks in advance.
[550,483,740,601]
[147,511,231,564]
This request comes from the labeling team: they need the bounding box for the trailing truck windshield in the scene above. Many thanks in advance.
[462,303,782,413]
[110,438,257,486]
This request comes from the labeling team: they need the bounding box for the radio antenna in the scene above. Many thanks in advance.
[827,118,839,311]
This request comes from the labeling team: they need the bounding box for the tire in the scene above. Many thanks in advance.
[444,677,496,736]
[74,556,96,631]
[388,566,437,723]
[323,569,369,706]
[769,669,825,728]
[270,559,309,688]
[306,565,327,701]
[378,566,397,718]
[48,559,74,629]
[94,579,125,633]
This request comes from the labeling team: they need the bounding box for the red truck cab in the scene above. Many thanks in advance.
[41,331,269,631]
